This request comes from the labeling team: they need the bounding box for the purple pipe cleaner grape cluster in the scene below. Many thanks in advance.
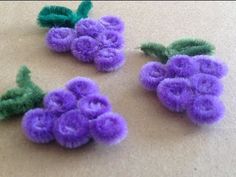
[139,55,228,125]
[22,77,128,148]
[45,16,125,72]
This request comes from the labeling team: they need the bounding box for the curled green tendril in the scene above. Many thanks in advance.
[0,66,45,120]
[140,38,215,63]
[37,0,93,28]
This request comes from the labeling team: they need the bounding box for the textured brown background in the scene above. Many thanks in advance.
[0,1,236,177]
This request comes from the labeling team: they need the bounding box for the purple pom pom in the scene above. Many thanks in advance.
[53,109,90,148]
[97,30,124,49]
[90,112,128,145]
[167,55,198,78]
[46,27,76,52]
[44,89,77,116]
[22,108,55,143]
[157,78,193,112]
[78,94,112,120]
[94,48,125,72]
[66,77,99,100]
[194,55,228,78]
[139,61,168,91]
[71,36,99,63]
[75,18,104,38]
[99,16,125,33]
[190,73,223,96]
[187,95,225,125]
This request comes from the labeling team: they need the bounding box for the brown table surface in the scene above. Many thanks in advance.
[0,1,236,177]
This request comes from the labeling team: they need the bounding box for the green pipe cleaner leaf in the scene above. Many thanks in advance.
[37,0,93,28]
[139,38,215,63]
[0,66,45,120]
[166,38,215,57]
[140,43,168,63]
[37,6,75,28]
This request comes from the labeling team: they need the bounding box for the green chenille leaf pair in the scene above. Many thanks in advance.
[0,66,45,120]
[140,38,215,63]
[37,0,93,28]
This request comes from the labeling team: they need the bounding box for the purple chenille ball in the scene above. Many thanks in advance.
[78,94,112,120]
[139,61,168,91]
[75,18,104,38]
[90,112,128,145]
[193,55,228,78]
[46,27,76,52]
[190,73,223,96]
[22,108,55,143]
[187,95,225,125]
[157,78,193,112]
[44,89,77,116]
[99,16,125,33]
[167,55,198,78]
[53,109,90,148]
[66,77,99,100]
[71,36,99,63]
[94,48,125,72]
[97,30,124,49]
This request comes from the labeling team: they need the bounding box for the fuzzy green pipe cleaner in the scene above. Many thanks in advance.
[0,66,45,120]
[37,0,93,28]
[140,38,215,63]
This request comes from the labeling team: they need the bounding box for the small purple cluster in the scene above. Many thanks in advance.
[139,55,228,125]
[22,77,128,148]
[46,16,125,72]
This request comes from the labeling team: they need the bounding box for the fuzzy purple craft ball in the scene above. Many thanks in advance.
[75,18,104,38]
[71,36,99,63]
[94,48,125,72]
[53,109,90,148]
[66,77,99,100]
[99,16,125,33]
[157,78,193,112]
[90,112,128,145]
[22,108,55,143]
[167,55,198,78]
[187,95,225,125]
[194,55,228,78]
[44,89,77,116]
[97,30,124,49]
[190,73,223,96]
[78,94,112,119]
[46,27,76,52]
[139,61,168,91]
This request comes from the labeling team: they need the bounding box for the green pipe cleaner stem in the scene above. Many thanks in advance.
[37,0,93,28]
[140,38,215,63]
[0,66,45,120]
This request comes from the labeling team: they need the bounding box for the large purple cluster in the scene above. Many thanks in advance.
[22,77,128,148]
[139,55,228,125]
[45,16,125,72]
